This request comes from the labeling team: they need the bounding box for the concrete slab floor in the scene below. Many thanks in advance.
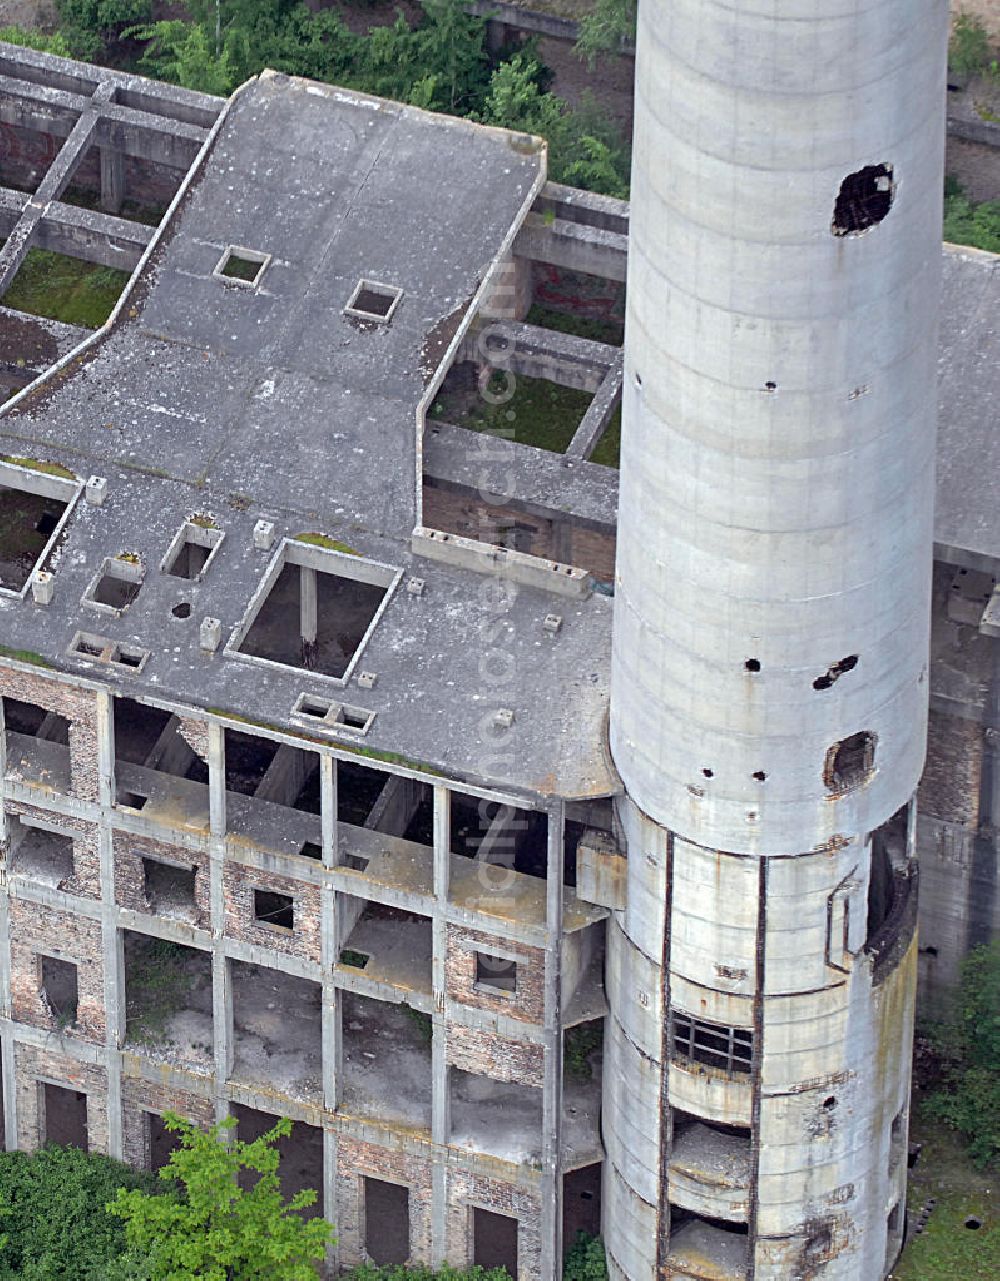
[231,962,322,1104]
[340,989,432,1132]
[340,906,433,998]
[450,1069,543,1165]
[9,823,74,887]
[124,933,214,1074]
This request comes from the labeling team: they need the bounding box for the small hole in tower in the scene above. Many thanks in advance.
[702,768,714,778]
[823,1096,836,1111]
[745,658,761,673]
[752,770,766,782]
[832,164,894,236]
[764,381,777,392]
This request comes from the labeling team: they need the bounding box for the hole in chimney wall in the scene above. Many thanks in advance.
[813,655,859,690]
[832,164,894,235]
[744,658,761,673]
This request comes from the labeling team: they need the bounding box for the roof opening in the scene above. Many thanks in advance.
[228,539,399,682]
[344,279,402,324]
[161,520,223,581]
[832,164,894,236]
[83,556,144,614]
[214,246,270,288]
[0,461,76,595]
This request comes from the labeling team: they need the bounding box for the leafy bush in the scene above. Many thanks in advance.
[923,941,1000,1168]
[478,55,630,197]
[943,178,1000,253]
[0,1144,157,1281]
[55,0,152,60]
[575,0,636,67]
[564,1233,608,1281]
[949,13,993,80]
[345,1267,510,1281]
[109,1113,334,1280]
[0,27,73,56]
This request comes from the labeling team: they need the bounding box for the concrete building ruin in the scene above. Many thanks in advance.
[0,3,997,1278]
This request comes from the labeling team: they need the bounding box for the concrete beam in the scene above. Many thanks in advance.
[364,773,422,838]
[514,211,628,282]
[462,320,619,393]
[34,200,153,272]
[567,351,624,459]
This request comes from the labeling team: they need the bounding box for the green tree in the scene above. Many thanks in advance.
[575,0,636,68]
[563,1232,608,1281]
[0,1144,157,1281]
[55,0,153,60]
[108,1113,334,1281]
[0,27,73,56]
[132,20,242,95]
[949,13,993,80]
[924,941,1000,1168]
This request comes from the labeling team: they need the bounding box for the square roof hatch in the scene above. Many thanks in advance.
[0,460,79,597]
[344,279,402,324]
[213,246,270,289]
[227,538,400,683]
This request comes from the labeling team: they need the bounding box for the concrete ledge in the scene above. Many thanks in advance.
[412,525,593,598]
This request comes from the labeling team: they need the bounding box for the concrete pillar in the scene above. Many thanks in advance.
[321,882,341,1111]
[431,785,451,1267]
[321,755,338,868]
[99,145,125,215]
[207,723,231,1117]
[0,699,15,1149]
[364,774,422,837]
[540,802,565,1281]
[323,1126,340,1273]
[96,689,123,1158]
[300,567,318,647]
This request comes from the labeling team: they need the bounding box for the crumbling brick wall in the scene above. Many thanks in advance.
[14,1043,109,1153]
[8,898,105,1041]
[446,1170,542,1278]
[222,863,321,963]
[336,1135,434,1267]
[0,666,100,801]
[5,801,100,897]
[113,829,210,928]
[121,1076,215,1169]
[447,1023,544,1087]
[446,925,545,1023]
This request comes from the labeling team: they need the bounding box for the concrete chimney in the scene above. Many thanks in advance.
[605,2,949,1277]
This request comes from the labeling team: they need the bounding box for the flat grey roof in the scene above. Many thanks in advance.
[0,72,618,803]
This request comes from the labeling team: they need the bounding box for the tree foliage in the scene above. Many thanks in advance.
[564,1232,609,1281]
[55,0,152,60]
[949,13,994,81]
[924,941,1000,1168]
[575,0,636,67]
[943,177,1000,253]
[107,1113,334,1281]
[478,55,629,197]
[0,1144,156,1281]
[0,26,73,56]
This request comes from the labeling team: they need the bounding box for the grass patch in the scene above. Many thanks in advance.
[401,1002,433,1045]
[432,372,592,455]
[526,303,623,347]
[2,249,129,329]
[589,403,621,469]
[891,1116,999,1280]
[0,456,76,480]
[0,643,55,668]
[294,532,359,555]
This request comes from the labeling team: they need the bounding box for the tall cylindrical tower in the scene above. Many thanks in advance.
[604,3,947,1279]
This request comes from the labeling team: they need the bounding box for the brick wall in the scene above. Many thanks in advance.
[6,801,101,898]
[222,863,322,964]
[8,898,105,1042]
[446,926,545,1024]
[336,1135,434,1267]
[447,1023,545,1088]
[423,482,617,583]
[121,1076,215,1169]
[113,829,211,928]
[0,666,100,802]
[13,1042,109,1154]
[918,709,983,827]
[178,715,210,763]
[446,1170,542,1278]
